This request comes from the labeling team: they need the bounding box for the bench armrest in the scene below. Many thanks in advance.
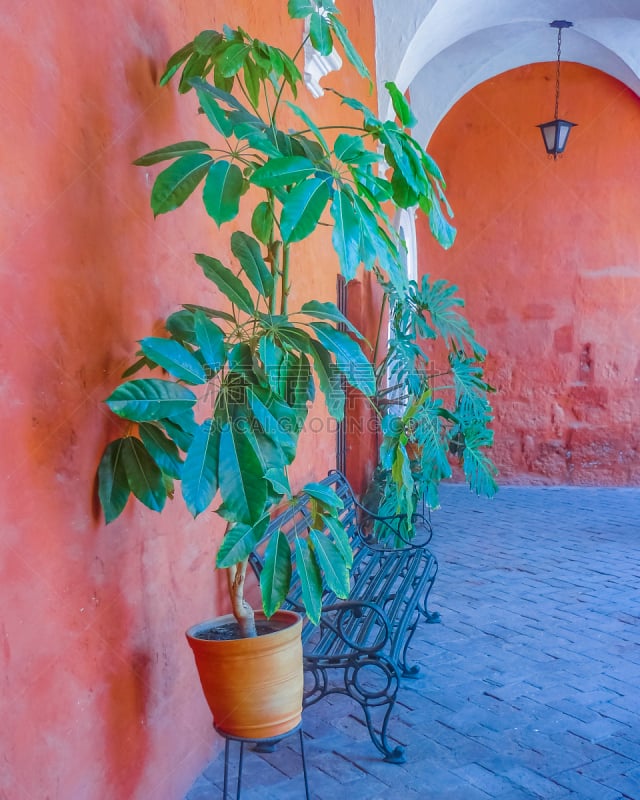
[352,496,433,550]
[318,600,392,654]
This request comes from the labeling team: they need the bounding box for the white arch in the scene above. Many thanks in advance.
[373,0,640,143]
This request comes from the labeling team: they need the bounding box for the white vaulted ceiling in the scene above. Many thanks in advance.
[373,0,640,144]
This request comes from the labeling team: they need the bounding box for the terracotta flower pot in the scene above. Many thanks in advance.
[186,610,303,739]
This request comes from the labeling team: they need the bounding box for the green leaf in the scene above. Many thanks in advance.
[309,530,350,598]
[139,423,184,480]
[304,482,344,511]
[98,438,131,523]
[218,421,267,525]
[330,16,371,82]
[243,55,261,108]
[325,515,353,568]
[182,419,221,516]
[218,42,252,77]
[178,51,212,94]
[310,12,333,56]
[195,87,233,137]
[216,516,270,568]
[105,379,197,422]
[139,337,207,385]
[385,81,417,128]
[334,134,366,164]
[150,153,212,216]
[193,29,223,55]
[120,437,166,512]
[195,253,255,315]
[295,537,323,625]
[462,425,498,498]
[133,141,211,167]
[246,384,298,461]
[307,339,345,420]
[330,189,361,281]
[265,467,292,497]
[420,190,456,250]
[251,156,316,188]
[231,231,274,298]
[193,310,225,372]
[166,310,197,345]
[287,0,315,18]
[159,41,194,86]
[281,177,330,243]
[285,102,330,154]
[161,416,195,452]
[182,303,236,325]
[251,201,274,244]
[202,160,245,226]
[309,322,375,395]
[260,530,293,617]
[298,300,363,340]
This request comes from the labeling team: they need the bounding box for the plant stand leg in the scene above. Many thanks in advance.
[216,723,309,799]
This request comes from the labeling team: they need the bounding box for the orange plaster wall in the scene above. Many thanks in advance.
[1,2,375,799]
[419,62,640,486]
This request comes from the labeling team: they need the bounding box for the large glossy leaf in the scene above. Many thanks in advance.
[310,11,333,55]
[304,482,344,512]
[216,516,270,568]
[325,515,353,568]
[159,41,194,86]
[280,177,330,243]
[195,253,255,315]
[462,425,498,498]
[287,0,314,17]
[330,190,361,281]
[309,322,375,395]
[139,423,184,480]
[182,419,221,516]
[251,156,316,189]
[98,438,131,523]
[421,189,457,250]
[120,437,166,512]
[298,300,363,340]
[309,530,350,598]
[230,231,274,298]
[105,379,197,422]
[139,337,207,385]
[245,384,298,461]
[133,141,211,167]
[285,102,330,154]
[195,87,233,137]
[217,421,267,525]
[251,201,274,245]
[202,160,244,226]
[218,42,252,77]
[307,339,345,421]
[385,81,417,128]
[329,15,371,82]
[150,153,212,216]
[260,530,293,617]
[193,310,225,372]
[295,537,323,625]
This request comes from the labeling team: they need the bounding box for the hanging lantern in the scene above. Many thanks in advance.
[538,20,577,159]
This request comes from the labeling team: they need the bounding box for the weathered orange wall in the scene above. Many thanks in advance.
[420,63,640,485]
[1,2,375,798]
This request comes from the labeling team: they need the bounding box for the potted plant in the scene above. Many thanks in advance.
[363,272,498,539]
[96,0,490,737]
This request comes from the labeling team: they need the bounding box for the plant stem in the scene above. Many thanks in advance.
[280,243,291,315]
[372,291,388,371]
[227,558,257,638]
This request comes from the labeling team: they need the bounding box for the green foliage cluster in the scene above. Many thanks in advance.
[97,0,496,628]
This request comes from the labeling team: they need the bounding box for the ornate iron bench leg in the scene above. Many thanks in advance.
[344,655,405,764]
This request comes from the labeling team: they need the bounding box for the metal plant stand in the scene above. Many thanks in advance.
[214,723,310,800]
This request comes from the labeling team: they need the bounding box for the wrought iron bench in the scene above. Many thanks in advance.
[249,470,439,763]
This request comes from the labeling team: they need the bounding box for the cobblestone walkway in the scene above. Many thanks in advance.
[185,485,640,799]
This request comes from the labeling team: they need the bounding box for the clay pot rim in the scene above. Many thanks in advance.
[186,609,302,642]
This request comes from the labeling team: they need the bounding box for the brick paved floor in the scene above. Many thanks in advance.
[185,485,640,799]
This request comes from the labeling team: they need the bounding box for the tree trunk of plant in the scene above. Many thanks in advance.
[227,559,257,638]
